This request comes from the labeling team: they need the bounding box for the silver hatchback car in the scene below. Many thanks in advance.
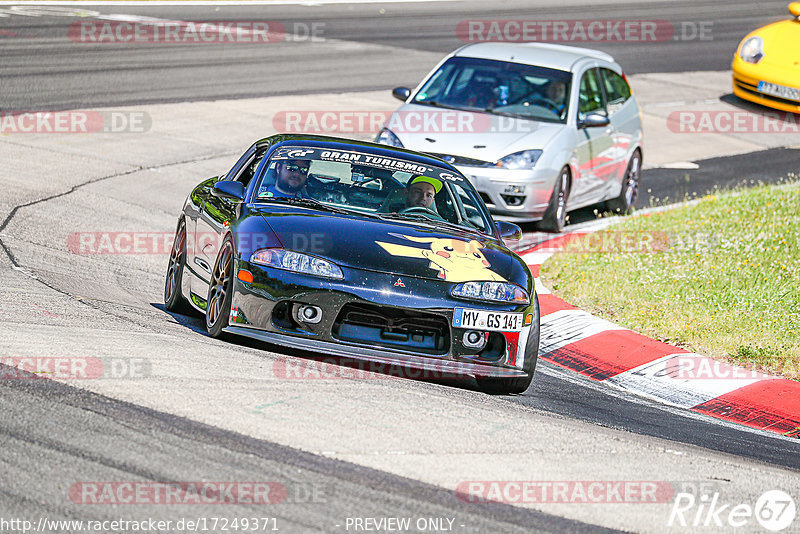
[376,42,644,232]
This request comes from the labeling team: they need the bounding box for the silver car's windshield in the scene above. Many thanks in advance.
[252,146,494,234]
[413,57,571,123]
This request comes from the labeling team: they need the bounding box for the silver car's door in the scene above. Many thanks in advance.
[600,67,638,199]
[572,67,613,205]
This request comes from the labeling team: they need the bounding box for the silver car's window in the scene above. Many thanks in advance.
[413,57,571,123]
[578,68,607,119]
[600,68,631,105]
[252,146,493,234]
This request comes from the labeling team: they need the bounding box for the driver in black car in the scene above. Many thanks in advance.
[262,159,311,198]
[405,175,441,210]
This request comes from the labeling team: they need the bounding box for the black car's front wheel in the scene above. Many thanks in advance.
[206,237,235,338]
[475,295,540,395]
[164,219,191,314]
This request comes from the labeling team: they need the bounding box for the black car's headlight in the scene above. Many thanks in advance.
[375,128,404,148]
[451,281,529,303]
[739,36,764,64]
[495,150,543,170]
[250,249,343,279]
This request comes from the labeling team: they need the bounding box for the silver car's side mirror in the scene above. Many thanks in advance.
[392,87,411,102]
[578,112,610,129]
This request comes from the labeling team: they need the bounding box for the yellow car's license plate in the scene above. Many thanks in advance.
[758,81,800,101]
[453,308,523,332]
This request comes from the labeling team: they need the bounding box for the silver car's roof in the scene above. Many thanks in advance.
[453,42,617,72]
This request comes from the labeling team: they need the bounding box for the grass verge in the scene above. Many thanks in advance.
[540,179,800,380]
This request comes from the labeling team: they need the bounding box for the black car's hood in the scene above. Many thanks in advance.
[257,208,514,283]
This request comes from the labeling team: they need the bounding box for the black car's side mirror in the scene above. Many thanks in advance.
[496,220,522,241]
[392,87,411,102]
[577,112,611,129]
[212,181,245,202]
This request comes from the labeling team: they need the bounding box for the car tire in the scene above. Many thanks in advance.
[206,236,235,338]
[605,149,641,215]
[475,294,540,395]
[164,219,192,314]
[537,167,570,233]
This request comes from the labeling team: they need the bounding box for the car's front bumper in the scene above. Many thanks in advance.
[732,57,800,113]
[228,261,537,376]
[455,165,556,222]
[223,325,528,378]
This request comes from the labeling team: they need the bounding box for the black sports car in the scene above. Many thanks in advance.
[165,134,539,394]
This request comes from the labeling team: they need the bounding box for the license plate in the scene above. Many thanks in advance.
[452,308,523,332]
[758,80,800,101]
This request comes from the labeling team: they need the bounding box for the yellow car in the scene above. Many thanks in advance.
[732,2,800,113]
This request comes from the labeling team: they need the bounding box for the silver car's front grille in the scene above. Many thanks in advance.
[426,153,495,168]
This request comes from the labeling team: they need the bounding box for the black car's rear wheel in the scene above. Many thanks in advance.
[206,237,234,338]
[164,219,191,314]
[475,295,540,395]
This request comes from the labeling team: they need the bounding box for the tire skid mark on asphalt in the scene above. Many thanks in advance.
[0,150,237,331]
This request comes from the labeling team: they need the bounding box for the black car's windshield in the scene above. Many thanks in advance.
[252,146,493,234]
[413,57,571,123]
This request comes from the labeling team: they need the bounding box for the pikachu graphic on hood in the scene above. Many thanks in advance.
[376,234,506,282]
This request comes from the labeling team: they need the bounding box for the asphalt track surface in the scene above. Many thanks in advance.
[0,0,793,109]
[1,1,799,533]
[1,370,609,533]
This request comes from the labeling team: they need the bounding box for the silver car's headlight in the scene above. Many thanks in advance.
[739,36,764,64]
[451,281,529,303]
[495,150,543,170]
[375,128,404,148]
[251,249,343,279]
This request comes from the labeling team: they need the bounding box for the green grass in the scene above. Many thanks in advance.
[541,178,800,380]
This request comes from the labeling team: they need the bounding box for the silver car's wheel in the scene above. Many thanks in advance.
[606,150,642,214]
[538,167,570,233]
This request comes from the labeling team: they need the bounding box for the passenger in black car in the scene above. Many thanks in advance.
[404,176,442,210]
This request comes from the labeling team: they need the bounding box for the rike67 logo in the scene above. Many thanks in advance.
[669,489,796,531]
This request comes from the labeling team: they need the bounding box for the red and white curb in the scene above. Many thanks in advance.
[517,236,800,439]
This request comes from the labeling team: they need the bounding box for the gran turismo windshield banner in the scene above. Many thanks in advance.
[269,146,468,186]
